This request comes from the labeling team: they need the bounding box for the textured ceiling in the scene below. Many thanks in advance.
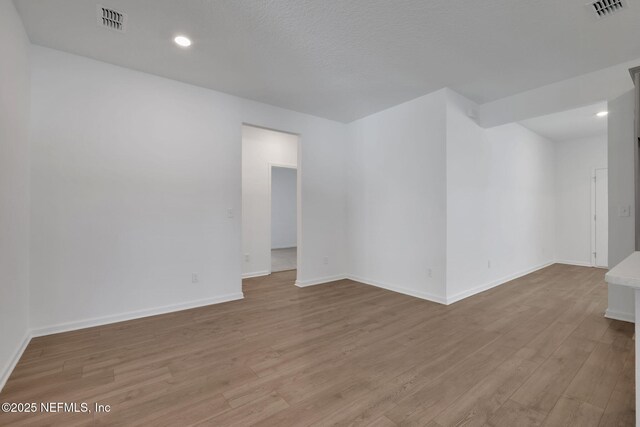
[14,0,640,122]
[519,102,608,142]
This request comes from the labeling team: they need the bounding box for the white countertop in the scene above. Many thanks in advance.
[605,251,640,289]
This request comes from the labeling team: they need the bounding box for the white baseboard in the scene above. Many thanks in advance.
[445,261,554,305]
[346,275,447,305]
[604,308,635,323]
[295,274,347,287]
[1,293,244,392]
[0,332,32,392]
[30,292,244,338]
[242,271,270,279]
[555,260,594,267]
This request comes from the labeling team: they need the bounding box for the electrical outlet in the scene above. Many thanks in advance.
[192,273,199,283]
[244,254,250,263]
[227,208,234,218]
[427,268,432,278]
[323,256,329,265]
[487,260,491,269]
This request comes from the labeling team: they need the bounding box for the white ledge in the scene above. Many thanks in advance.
[605,251,640,288]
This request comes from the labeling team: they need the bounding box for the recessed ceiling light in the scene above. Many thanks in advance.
[596,111,608,117]
[174,35,192,47]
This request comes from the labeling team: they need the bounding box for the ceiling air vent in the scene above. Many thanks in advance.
[589,0,626,18]
[97,5,127,32]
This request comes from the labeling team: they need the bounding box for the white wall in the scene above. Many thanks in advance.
[479,57,640,128]
[445,90,556,303]
[18,35,639,346]
[242,126,297,277]
[607,91,636,321]
[555,134,608,266]
[346,88,559,305]
[0,1,31,389]
[29,46,348,332]
[271,167,297,249]
[347,90,448,303]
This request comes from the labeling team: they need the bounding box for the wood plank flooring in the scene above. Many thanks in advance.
[0,264,634,426]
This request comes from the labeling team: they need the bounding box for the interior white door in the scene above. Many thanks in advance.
[594,168,608,268]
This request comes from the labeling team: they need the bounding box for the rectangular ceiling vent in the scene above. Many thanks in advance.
[589,0,626,18]
[97,5,127,32]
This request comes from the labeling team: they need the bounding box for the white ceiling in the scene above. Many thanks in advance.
[14,0,640,122]
[519,102,608,142]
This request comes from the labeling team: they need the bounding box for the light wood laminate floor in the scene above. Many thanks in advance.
[0,264,634,426]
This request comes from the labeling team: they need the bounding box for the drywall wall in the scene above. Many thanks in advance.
[607,91,636,322]
[555,134,608,266]
[479,57,640,128]
[29,46,348,332]
[20,39,639,344]
[347,90,448,302]
[0,1,31,389]
[445,90,556,303]
[242,126,297,277]
[346,88,559,305]
[271,167,297,249]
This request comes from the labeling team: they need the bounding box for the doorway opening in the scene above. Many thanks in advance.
[518,101,608,268]
[270,165,297,272]
[241,124,299,280]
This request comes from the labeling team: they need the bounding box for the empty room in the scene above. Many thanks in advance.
[2,1,640,426]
